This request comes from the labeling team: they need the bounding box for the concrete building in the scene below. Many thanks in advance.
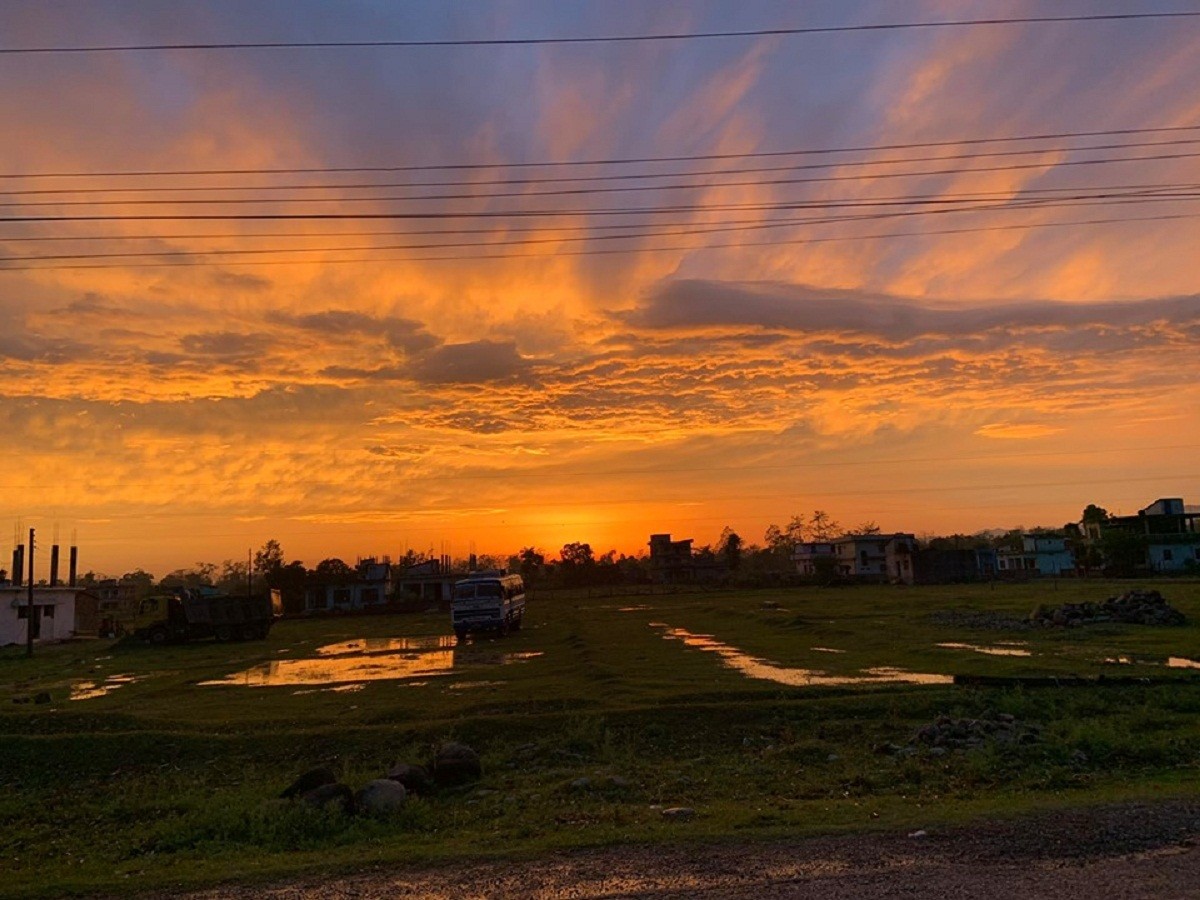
[0,585,100,645]
[648,534,695,583]
[1088,497,1200,573]
[996,535,1075,576]
[793,541,837,577]
[796,534,918,583]
[304,558,393,612]
[394,558,457,609]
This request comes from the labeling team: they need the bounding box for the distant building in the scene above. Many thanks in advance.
[796,534,917,583]
[304,558,392,612]
[794,541,836,577]
[0,586,100,645]
[648,534,695,583]
[1089,497,1200,572]
[834,533,918,584]
[394,558,457,608]
[92,578,139,616]
[997,535,1074,576]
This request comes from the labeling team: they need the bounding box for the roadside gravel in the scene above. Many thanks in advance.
[173,799,1200,900]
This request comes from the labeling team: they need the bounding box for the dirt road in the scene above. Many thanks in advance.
[179,800,1200,899]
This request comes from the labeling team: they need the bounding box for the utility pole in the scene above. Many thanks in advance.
[25,528,34,658]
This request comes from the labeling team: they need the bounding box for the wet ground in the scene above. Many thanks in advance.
[653,624,953,686]
[166,799,1200,900]
[199,635,543,689]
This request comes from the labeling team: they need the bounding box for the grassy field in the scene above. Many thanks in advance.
[4,579,1200,898]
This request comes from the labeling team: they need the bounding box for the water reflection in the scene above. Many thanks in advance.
[1104,655,1200,669]
[70,673,139,700]
[657,625,952,686]
[201,637,544,688]
[936,641,1033,658]
[316,635,456,655]
[810,647,846,654]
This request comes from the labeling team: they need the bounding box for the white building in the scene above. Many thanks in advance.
[0,586,100,645]
[797,534,917,584]
[996,535,1074,576]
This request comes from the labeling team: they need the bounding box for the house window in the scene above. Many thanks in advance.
[42,605,54,618]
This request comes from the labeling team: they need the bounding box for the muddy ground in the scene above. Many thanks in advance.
[172,799,1200,899]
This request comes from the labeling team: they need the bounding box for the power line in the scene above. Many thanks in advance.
[1,12,1196,55]
[4,191,1198,265]
[4,125,1199,180]
[6,137,1200,197]
[5,181,1199,225]
[2,180,1194,243]
[3,207,1197,272]
[7,149,1200,208]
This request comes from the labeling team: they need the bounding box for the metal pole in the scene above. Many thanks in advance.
[25,528,34,657]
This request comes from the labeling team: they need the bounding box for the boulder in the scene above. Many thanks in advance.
[387,763,435,796]
[432,742,482,787]
[301,782,355,815]
[281,766,337,799]
[356,779,407,816]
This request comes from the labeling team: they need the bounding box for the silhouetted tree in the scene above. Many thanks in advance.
[809,510,841,541]
[313,558,356,583]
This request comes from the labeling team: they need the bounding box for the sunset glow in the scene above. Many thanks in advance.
[2,2,1199,575]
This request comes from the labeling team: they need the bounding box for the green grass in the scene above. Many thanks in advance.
[3,579,1200,897]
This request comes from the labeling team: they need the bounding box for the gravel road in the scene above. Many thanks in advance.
[176,799,1200,900]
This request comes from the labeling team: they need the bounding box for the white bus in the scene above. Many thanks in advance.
[451,573,525,640]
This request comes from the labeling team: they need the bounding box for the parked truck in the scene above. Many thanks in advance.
[135,588,281,644]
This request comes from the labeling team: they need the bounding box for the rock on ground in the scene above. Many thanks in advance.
[355,779,407,816]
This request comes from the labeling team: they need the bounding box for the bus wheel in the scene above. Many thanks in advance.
[148,625,169,645]
[214,625,233,642]
[511,615,522,632]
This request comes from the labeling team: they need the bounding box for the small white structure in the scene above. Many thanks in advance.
[997,535,1074,576]
[0,586,100,645]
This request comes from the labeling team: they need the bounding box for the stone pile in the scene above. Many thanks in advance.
[277,741,481,816]
[1029,590,1185,628]
[875,713,1040,757]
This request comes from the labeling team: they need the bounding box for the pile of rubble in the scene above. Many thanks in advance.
[1029,590,1186,628]
[875,713,1040,757]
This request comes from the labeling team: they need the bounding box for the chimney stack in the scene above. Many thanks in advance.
[12,544,24,587]
[50,544,60,587]
[69,546,78,587]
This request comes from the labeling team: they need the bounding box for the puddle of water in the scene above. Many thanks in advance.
[810,647,846,654]
[448,680,502,690]
[316,635,456,656]
[618,605,652,612]
[657,625,952,687]
[202,647,544,688]
[1104,655,1200,669]
[292,683,366,696]
[936,642,1033,658]
[70,673,142,701]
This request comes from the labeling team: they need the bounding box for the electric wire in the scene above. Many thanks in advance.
[4,124,1199,179]
[5,136,1200,197]
[0,11,1195,55]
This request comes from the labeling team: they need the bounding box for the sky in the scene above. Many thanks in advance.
[2,0,1199,577]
